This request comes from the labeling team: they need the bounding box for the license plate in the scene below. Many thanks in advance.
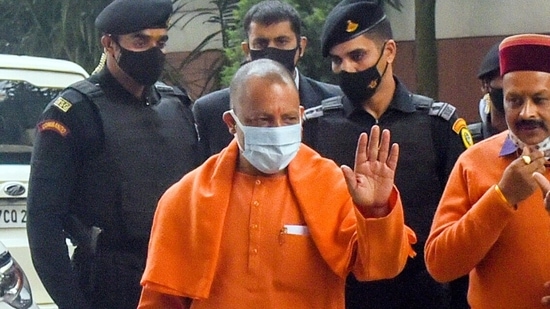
[0,205,27,228]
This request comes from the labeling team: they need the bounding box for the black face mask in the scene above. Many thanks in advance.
[249,47,299,73]
[489,87,504,113]
[339,42,387,107]
[117,45,166,86]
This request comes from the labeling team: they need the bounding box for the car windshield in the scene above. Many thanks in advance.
[0,80,60,165]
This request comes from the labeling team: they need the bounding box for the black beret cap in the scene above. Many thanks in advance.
[477,42,501,79]
[95,0,173,35]
[321,0,386,57]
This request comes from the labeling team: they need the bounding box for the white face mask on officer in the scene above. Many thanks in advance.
[229,109,302,174]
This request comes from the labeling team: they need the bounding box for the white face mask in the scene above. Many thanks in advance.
[508,130,550,159]
[229,109,302,174]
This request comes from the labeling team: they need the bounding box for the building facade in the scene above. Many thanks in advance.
[167,0,550,122]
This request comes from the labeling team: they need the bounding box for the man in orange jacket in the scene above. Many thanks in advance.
[425,33,550,308]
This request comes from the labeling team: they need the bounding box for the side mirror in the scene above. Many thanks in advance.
[0,242,35,309]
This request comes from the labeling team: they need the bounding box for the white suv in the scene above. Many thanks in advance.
[0,54,88,308]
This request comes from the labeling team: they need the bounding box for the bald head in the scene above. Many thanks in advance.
[224,58,303,175]
[229,59,297,112]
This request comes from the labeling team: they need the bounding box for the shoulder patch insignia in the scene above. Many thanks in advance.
[53,97,73,112]
[452,118,467,134]
[460,127,474,149]
[38,120,70,137]
[453,118,474,148]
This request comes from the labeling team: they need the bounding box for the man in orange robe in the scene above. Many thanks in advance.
[138,58,416,309]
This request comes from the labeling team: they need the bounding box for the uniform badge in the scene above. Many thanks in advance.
[452,118,474,148]
[53,97,72,112]
[346,20,359,33]
[460,128,474,148]
[38,120,70,137]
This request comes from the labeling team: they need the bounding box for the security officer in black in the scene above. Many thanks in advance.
[316,1,472,308]
[468,41,507,143]
[26,1,198,308]
[192,0,342,163]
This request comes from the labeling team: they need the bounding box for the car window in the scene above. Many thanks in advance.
[0,55,88,308]
[0,80,61,165]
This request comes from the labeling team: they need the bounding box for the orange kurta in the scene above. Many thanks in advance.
[425,131,550,308]
[139,140,415,308]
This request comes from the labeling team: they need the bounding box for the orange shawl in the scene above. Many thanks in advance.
[141,140,415,299]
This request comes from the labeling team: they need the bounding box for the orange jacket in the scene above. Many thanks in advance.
[425,131,550,308]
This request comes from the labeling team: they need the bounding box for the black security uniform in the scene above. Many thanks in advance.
[192,73,342,162]
[309,78,467,309]
[468,42,504,145]
[27,68,198,309]
[468,120,492,144]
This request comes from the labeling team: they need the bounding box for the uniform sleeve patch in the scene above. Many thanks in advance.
[460,128,474,149]
[453,118,474,148]
[38,120,70,137]
[452,118,467,134]
[53,97,73,112]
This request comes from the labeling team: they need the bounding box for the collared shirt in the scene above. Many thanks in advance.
[314,77,466,242]
[293,67,300,89]
[499,132,550,160]
[499,133,517,157]
[311,76,465,308]
[345,77,417,122]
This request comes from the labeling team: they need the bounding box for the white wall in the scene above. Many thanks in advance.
[386,0,550,41]
[167,0,550,52]
[166,0,224,53]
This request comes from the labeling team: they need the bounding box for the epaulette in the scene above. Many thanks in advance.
[412,94,472,148]
[154,82,188,96]
[303,96,344,121]
[428,102,456,122]
[412,94,432,110]
[467,122,484,144]
[154,82,191,105]
[51,80,102,113]
[154,82,175,93]
[67,80,104,100]
[412,94,456,121]
[51,96,74,113]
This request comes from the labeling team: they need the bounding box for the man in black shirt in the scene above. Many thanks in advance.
[469,41,507,143]
[317,0,471,308]
[192,0,342,162]
[26,1,198,308]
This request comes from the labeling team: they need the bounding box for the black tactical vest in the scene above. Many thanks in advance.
[68,80,198,242]
[467,121,492,144]
[306,95,456,243]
